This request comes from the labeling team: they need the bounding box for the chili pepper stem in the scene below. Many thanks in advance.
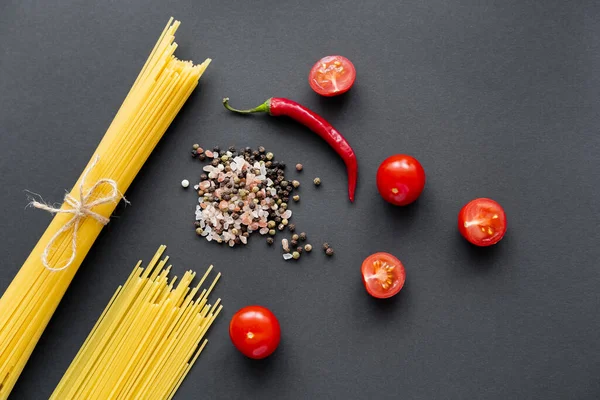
[223,97,271,114]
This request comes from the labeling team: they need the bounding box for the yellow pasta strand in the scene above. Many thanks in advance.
[0,19,210,399]
[50,246,222,400]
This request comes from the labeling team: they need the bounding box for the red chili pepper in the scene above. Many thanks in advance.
[223,97,358,202]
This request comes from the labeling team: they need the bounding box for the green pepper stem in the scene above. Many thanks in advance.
[222,97,270,114]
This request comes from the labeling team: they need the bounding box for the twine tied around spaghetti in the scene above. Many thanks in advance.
[28,156,128,272]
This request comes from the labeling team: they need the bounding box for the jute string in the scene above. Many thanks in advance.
[28,156,128,271]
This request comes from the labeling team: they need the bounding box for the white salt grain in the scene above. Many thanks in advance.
[283,253,293,260]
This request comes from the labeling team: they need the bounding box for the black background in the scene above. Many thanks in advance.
[1,1,600,399]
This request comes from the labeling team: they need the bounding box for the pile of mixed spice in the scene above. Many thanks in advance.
[190,144,333,260]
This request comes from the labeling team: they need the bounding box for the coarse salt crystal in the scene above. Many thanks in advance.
[282,239,289,252]
[259,227,269,235]
[240,236,247,245]
[283,253,293,260]
[199,181,211,190]
[282,210,292,219]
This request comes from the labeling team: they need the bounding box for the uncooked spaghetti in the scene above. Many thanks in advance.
[50,245,222,400]
[0,19,210,399]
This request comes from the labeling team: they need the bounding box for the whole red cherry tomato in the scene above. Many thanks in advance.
[376,154,426,206]
[361,252,406,299]
[458,198,507,246]
[229,305,281,359]
[309,55,356,96]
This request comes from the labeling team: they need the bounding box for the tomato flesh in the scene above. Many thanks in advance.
[309,55,356,96]
[376,154,426,206]
[361,252,406,299]
[458,198,507,246]
[229,305,281,359]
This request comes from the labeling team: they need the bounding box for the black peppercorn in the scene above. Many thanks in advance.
[199,154,206,161]
[326,248,334,256]
[288,224,295,232]
[200,174,208,180]
[229,146,236,152]
[323,242,330,250]
[191,150,198,158]
[290,240,298,247]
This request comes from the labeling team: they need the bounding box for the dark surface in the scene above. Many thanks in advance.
[1,1,599,399]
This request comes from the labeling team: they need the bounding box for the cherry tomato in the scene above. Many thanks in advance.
[376,154,426,206]
[361,252,406,299]
[309,55,356,97]
[458,198,507,246]
[229,305,281,359]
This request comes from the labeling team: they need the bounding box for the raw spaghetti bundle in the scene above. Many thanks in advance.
[0,18,210,398]
[50,246,222,400]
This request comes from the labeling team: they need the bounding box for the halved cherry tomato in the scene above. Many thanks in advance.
[229,305,281,359]
[361,252,406,299]
[376,154,426,206]
[309,55,356,96]
[458,198,507,246]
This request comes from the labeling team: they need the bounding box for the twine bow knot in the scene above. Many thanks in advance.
[29,156,127,271]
